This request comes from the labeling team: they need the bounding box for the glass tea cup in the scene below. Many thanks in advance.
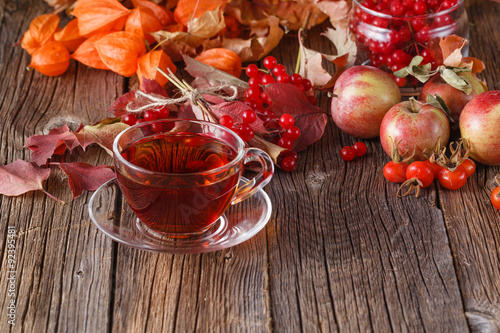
[113,118,274,239]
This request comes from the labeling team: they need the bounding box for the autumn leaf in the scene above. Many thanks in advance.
[222,15,284,62]
[0,160,62,202]
[263,83,327,151]
[74,118,129,155]
[153,6,226,50]
[25,124,80,166]
[56,162,115,198]
[21,13,60,55]
[94,31,147,77]
[298,27,356,89]
[210,101,269,135]
[72,0,130,37]
[440,35,485,74]
[54,18,86,53]
[137,50,177,88]
[314,0,352,29]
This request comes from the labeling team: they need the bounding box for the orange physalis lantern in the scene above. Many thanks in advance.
[94,31,146,77]
[194,48,242,78]
[71,0,130,37]
[21,14,60,55]
[125,7,163,44]
[174,0,227,27]
[137,50,177,88]
[29,41,70,76]
[71,32,113,70]
[132,0,173,27]
[54,19,86,53]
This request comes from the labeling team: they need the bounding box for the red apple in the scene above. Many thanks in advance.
[380,99,450,161]
[459,90,500,165]
[419,72,487,129]
[331,66,401,139]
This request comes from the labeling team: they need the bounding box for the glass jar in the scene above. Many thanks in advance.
[349,0,469,92]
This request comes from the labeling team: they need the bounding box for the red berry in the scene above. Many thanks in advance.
[238,123,255,141]
[121,114,137,126]
[143,110,158,122]
[353,142,367,156]
[219,115,234,128]
[284,126,301,140]
[242,109,257,124]
[279,114,295,129]
[278,137,294,149]
[248,76,262,88]
[390,0,405,15]
[290,73,303,85]
[246,64,259,78]
[276,73,290,83]
[156,106,170,119]
[263,56,277,69]
[261,74,275,85]
[272,64,286,76]
[244,87,260,100]
[281,155,297,172]
[302,79,312,91]
[340,146,356,161]
[413,0,427,14]
[150,122,164,133]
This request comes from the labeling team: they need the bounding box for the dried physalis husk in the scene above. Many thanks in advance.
[194,48,242,78]
[54,18,86,53]
[125,7,163,45]
[137,50,177,87]
[29,41,70,76]
[21,14,60,55]
[71,0,130,37]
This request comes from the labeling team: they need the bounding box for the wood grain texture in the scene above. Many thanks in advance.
[439,1,500,331]
[0,0,499,332]
[0,1,124,332]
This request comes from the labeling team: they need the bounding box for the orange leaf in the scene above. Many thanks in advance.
[29,41,70,76]
[132,0,173,27]
[54,19,86,52]
[21,14,60,54]
[174,0,227,27]
[125,7,163,44]
[137,50,177,87]
[71,32,113,70]
[194,48,242,78]
[94,31,146,77]
[71,0,130,37]
[439,35,485,74]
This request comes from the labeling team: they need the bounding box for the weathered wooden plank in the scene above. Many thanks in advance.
[439,1,500,331]
[0,1,124,332]
[265,22,469,332]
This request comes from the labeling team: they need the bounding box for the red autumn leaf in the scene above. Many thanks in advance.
[0,160,62,202]
[25,124,81,166]
[209,101,269,135]
[56,162,115,198]
[71,0,130,37]
[141,78,169,96]
[74,118,129,155]
[108,91,137,117]
[263,83,327,152]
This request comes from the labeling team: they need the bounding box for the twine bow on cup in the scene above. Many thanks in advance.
[125,68,239,123]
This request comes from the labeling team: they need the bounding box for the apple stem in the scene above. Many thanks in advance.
[409,97,417,113]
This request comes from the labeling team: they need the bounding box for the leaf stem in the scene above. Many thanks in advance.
[41,188,65,204]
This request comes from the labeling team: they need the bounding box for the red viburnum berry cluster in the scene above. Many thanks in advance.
[340,142,367,161]
[121,106,171,133]
[350,0,461,86]
[218,56,317,172]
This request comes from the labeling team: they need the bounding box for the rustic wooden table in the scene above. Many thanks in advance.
[1,0,500,332]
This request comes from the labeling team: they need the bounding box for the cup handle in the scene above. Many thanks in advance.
[231,147,274,205]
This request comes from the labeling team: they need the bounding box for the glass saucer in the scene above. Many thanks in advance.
[88,178,272,254]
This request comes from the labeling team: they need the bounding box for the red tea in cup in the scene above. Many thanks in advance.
[113,119,273,238]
